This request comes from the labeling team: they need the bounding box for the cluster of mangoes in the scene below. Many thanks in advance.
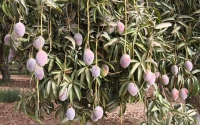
[133,60,193,101]
[4,22,25,62]
[26,35,48,80]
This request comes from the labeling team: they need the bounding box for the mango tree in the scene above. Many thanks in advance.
[2,0,200,124]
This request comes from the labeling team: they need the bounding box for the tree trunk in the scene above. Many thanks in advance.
[0,37,10,81]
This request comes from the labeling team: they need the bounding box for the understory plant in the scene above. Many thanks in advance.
[0,89,21,103]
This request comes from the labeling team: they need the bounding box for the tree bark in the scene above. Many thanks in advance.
[0,36,10,81]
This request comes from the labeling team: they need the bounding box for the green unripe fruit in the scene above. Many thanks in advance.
[101,64,109,77]
[86,91,94,103]
[105,26,115,34]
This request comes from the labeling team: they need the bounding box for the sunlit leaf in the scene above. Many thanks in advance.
[155,22,172,29]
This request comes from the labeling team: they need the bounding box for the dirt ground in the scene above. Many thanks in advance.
[0,102,145,125]
[0,75,145,125]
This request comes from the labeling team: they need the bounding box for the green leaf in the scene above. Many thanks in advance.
[176,42,185,49]
[86,90,93,103]
[162,17,175,22]
[45,0,63,13]
[51,81,57,98]
[187,47,196,55]
[151,105,159,112]
[55,73,62,85]
[157,94,163,104]
[119,81,129,96]
[48,59,55,72]
[64,36,76,50]
[61,117,69,124]
[190,78,199,96]
[178,15,194,19]
[50,70,62,75]
[20,0,28,14]
[101,90,109,102]
[148,101,154,111]
[161,2,173,9]
[130,59,139,63]
[55,57,63,69]
[104,38,118,49]
[80,72,86,85]
[151,8,161,22]
[93,8,97,23]
[74,81,86,89]
[59,85,68,98]
[135,42,147,51]
[67,84,73,102]
[178,21,188,28]
[171,26,181,34]
[77,67,86,77]
[60,82,69,87]
[106,101,119,113]
[73,84,82,101]
[85,68,91,89]
[134,49,142,61]
[46,80,52,95]
[155,22,172,29]
[100,32,110,41]
[191,69,200,74]
[137,66,142,83]
[73,102,84,109]
[108,21,117,26]
[69,86,74,104]
[129,62,140,78]
[187,110,196,117]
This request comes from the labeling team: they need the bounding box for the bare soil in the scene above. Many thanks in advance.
[0,75,145,125]
[0,102,145,125]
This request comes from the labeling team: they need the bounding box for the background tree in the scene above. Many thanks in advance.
[0,3,12,81]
